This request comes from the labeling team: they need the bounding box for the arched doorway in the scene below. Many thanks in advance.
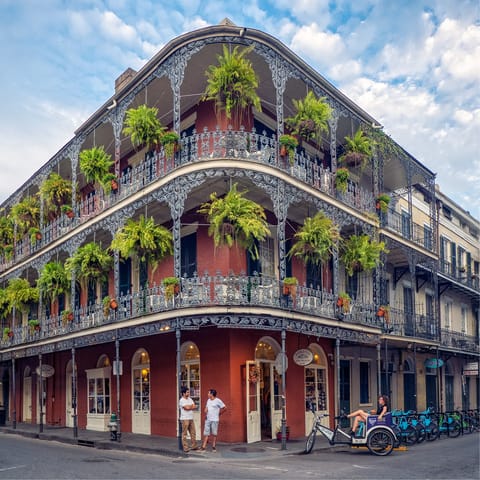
[304,344,329,434]
[180,342,201,440]
[246,337,282,443]
[22,367,32,422]
[132,349,150,434]
[85,354,112,431]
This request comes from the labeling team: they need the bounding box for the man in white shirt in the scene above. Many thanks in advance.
[200,389,227,452]
[179,387,198,452]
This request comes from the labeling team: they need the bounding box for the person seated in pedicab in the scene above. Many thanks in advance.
[347,394,389,436]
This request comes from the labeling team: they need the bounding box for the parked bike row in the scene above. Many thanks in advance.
[304,402,479,457]
[390,407,480,446]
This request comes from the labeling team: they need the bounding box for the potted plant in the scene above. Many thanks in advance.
[40,172,73,219]
[376,193,391,214]
[102,296,112,316]
[28,226,42,244]
[62,309,74,324]
[197,183,270,260]
[335,168,349,194]
[338,128,373,171]
[3,327,13,340]
[28,319,40,333]
[340,234,388,277]
[336,292,351,313]
[161,131,180,158]
[0,214,14,257]
[376,305,390,322]
[285,91,331,145]
[123,104,165,151]
[37,261,69,308]
[282,277,298,297]
[202,44,261,128]
[110,215,173,277]
[61,204,75,218]
[163,277,180,299]
[79,146,115,195]
[288,212,340,267]
[278,134,299,165]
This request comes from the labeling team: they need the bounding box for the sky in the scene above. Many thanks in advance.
[0,0,479,220]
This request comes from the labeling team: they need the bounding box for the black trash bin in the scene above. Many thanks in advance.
[0,407,6,426]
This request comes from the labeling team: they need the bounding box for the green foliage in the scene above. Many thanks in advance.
[335,168,350,193]
[288,212,340,266]
[203,44,261,124]
[79,146,114,194]
[39,172,73,218]
[161,131,180,158]
[110,215,173,272]
[123,104,165,150]
[6,278,39,313]
[340,234,388,276]
[28,227,42,245]
[283,277,298,285]
[339,129,373,170]
[198,183,271,260]
[0,213,14,254]
[279,134,299,164]
[0,288,9,320]
[65,242,112,289]
[10,196,40,236]
[285,91,331,144]
[37,261,69,302]
[376,193,391,213]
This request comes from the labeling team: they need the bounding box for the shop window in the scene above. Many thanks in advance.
[86,367,111,415]
[180,342,200,407]
[132,349,150,412]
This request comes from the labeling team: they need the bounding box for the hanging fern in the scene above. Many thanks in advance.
[37,261,69,302]
[340,234,388,276]
[110,215,173,272]
[123,104,165,151]
[198,183,270,260]
[288,212,340,265]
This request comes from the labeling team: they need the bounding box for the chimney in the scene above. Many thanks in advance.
[115,68,137,93]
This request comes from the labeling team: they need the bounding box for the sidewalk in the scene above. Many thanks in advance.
[0,422,330,461]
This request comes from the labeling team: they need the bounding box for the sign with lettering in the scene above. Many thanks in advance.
[293,349,314,366]
[36,364,55,378]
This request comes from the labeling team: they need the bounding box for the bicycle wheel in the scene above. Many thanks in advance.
[367,429,395,456]
[447,420,461,438]
[426,423,439,441]
[415,424,426,443]
[403,425,418,445]
[304,429,316,454]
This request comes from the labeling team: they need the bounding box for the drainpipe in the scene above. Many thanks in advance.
[115,332,121,441]
[281,327,287,451]
[12,357,16,429]
[384,338,389,397]
[72,346,78,438]
[336,337,340,416]
[39,353,43,433]
[176,321,182,451]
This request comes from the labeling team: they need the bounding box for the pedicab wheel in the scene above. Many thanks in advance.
[304,430,316,454]
[366,429,395,456]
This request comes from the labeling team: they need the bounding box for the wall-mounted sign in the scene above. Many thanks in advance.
[424,358,444,369]
[293,349,314,366]
[463,362,479,376]
[36,364,55,378]
[274,353,288,374]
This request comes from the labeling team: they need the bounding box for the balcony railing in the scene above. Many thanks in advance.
[439,260,480,290]
[440,328,480,354]
[1,273,464,351]
[0,127,377,273]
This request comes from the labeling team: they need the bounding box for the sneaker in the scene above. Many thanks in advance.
[192,446,200,451]
[199,447,206,452]
[212,447,217,453]
[183,449,190,453]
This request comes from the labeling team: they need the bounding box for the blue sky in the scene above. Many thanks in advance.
[0,0,479,219]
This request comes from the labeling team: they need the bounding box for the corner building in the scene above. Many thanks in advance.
[0,19,478,443]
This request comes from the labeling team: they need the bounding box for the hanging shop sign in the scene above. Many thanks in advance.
[36,364,55,378]
[463,362,479,376]
[274,353,288,374]
[293,348,314,366]
[424,358,444,369]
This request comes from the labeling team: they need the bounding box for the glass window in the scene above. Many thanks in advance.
[87,370,111,415]
[423,225,432,250]
[132,350,150,412]
[181,342,200,406]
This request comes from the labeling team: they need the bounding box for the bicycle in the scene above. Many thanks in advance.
[391,409,418,445]
[304,402,398,456]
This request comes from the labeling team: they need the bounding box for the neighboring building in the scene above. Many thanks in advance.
[0,20,478,443]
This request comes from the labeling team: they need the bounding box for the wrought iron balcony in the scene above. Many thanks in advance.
[440,328,480,354]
